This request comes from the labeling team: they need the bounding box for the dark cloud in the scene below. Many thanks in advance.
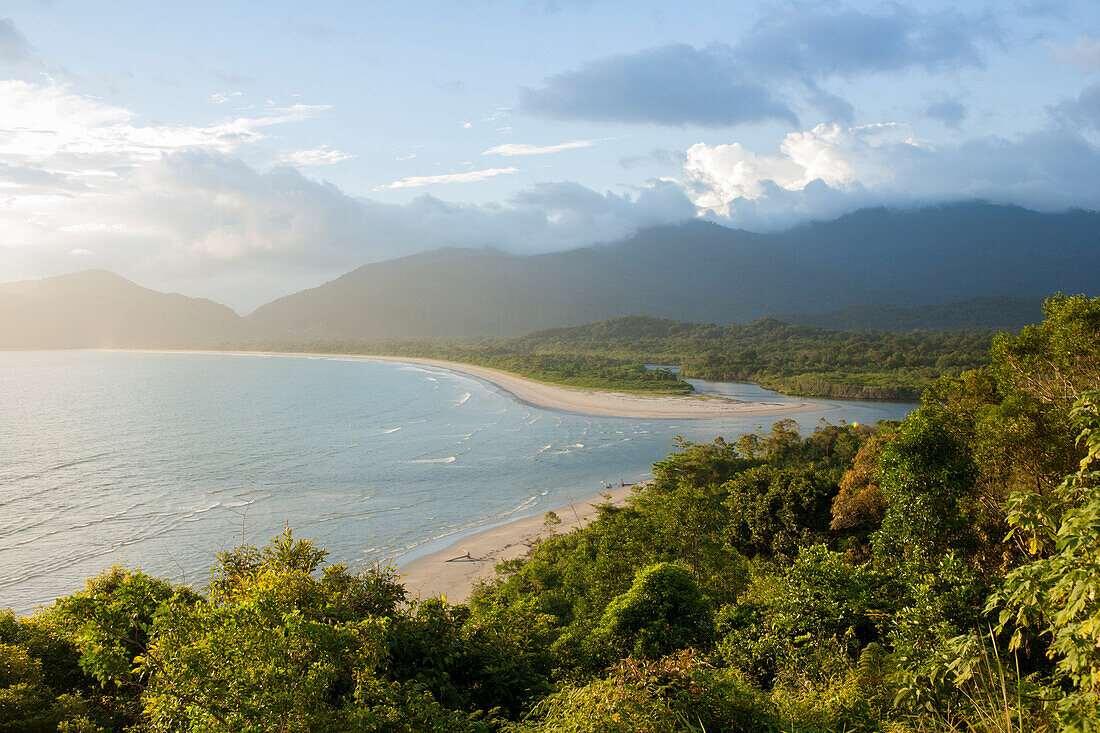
[925,98,968,128]
[803,81,855,124]
[735,5,996,77]
[1050,83,1100,129]
[519,43,798,127]
[519,5,998,127]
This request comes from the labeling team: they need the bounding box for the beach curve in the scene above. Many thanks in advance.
[341,355,820,419]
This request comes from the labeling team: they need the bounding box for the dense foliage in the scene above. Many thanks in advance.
[4,294,1098,731]
[247,314,993,400]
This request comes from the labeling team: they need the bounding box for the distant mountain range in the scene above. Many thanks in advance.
[0,269,245,349]
[1,203,1095,348]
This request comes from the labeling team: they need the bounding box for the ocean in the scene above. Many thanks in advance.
[0,350,915,614]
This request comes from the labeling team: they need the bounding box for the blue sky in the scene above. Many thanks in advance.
[0,0,1098,310]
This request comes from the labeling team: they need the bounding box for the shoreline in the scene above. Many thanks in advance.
[400,483,638,604]
[114,349,822,420]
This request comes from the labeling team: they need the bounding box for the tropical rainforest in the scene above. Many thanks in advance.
[2,294,1098,732]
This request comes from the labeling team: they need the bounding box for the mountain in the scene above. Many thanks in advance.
[0,269,246,349]
[3,203,1096,348]
[769,203,1100,305]
[246,221,893,340]
[248,203,1099,340]
[775,296,1047,332]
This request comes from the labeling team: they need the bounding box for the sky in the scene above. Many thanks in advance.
[0,0,1098,312]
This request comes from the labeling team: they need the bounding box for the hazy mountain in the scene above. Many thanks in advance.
[246,221,891,340]
[3,203,1095,348]
[0,269,246,349]
[248,203,1098,340]
[775,296,1047,332]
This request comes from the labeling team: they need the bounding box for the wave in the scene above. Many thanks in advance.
[408,456,456,464]
[452,392,471,407]
[381,427,402,434]
[182,501,222,522]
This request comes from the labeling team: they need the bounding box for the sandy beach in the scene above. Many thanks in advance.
[312,354,819,419]
[133,349,820,419]
[400,484,637,604]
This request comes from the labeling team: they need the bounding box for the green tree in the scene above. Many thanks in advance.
[597,563,714,661]
[873,407,978,567]
[991,390,1100,730]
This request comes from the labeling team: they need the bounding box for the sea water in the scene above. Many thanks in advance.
[0,351,915,614]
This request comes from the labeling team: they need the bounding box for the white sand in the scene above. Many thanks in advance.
[400,484,636,604]
[336,355,819,419]
[122,350,818,419]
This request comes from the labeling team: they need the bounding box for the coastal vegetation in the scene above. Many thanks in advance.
[3,293,1099,730]
[250,315,994,400]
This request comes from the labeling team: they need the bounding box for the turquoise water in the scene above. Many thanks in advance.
[0,351,915,614]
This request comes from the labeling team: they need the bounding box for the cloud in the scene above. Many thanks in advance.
[519,43,798,127]
[484,139,599,156]
[209,91,242,104]
[0,148,696,310]
[1049,83,1100,129]
[519,6,996,127]
[1045,34,1100,71]
[0,18,34,66]
[678,122,1100,228]
[734,5,995,78]
[374,167,518,190]
[925,98,968,128]
[682,123,914,214]
[277,146,355,166]
[0,79,327,176]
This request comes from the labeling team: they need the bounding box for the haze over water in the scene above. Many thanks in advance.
[0,351,914,614]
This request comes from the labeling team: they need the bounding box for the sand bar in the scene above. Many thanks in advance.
[310,354,818,419]
[124,349,820,419]
[400,484,637,604]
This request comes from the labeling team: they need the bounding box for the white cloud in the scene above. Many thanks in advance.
[68,248,91,256]
[683,123,916,214]
[374,167,518,190]
[209,91,242,104]
[0,80,327,174]
[461,121,471,128]
[483,139,598,156]
[678,122,1100,228]
[277,145,355,166]
[1045,34,1100,71]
